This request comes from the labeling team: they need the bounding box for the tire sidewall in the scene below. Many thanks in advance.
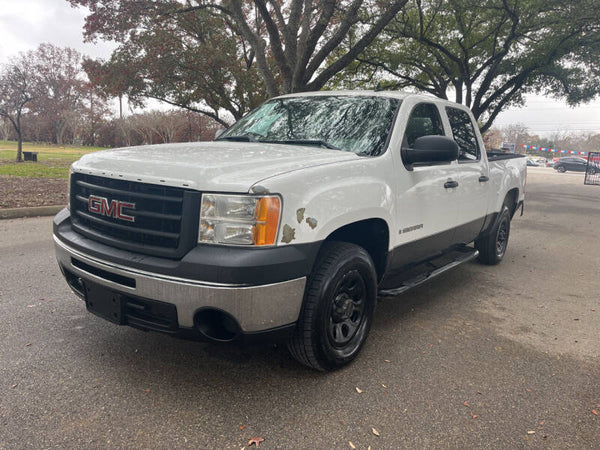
[493,207,511,261]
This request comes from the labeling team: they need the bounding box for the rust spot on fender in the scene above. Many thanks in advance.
[296,208,305,223]
[281,224,296,243]
[251,185,270,194]
[306,217,318,229]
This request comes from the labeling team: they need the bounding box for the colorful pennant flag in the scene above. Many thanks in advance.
[521,144,588,155]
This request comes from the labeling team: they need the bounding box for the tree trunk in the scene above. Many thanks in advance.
[16,131,23,162]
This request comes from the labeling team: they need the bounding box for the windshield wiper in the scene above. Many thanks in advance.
[216,135,258,142]
[262,139,340,150]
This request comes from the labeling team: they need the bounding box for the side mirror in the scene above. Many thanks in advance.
[402,135,458,170]
[214,129,225,139]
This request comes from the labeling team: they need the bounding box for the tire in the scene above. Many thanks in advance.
[556,165,566,173]
[287,242,377,371]
[587,168,597,175]
[475,205,511,265]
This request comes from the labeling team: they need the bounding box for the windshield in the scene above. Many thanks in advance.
[218,95,400,156]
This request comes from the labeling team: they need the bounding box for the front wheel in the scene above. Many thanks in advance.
[556,165,566,173]
[287,242,377,371]
[475,205,511,265]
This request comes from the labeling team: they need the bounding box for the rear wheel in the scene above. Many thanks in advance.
[476,205,511,265]
[287,242,377,371]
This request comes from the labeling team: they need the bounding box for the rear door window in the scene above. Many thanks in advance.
[446,107,480,162]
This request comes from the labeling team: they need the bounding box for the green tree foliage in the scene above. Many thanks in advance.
[70,0,409,121]
[347,0,600,131]
[221,0,409,95]
[70,0,269,125]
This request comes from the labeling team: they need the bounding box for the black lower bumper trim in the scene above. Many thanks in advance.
[54,208,321,286]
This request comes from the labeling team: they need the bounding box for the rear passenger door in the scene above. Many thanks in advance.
[445,107,489,244]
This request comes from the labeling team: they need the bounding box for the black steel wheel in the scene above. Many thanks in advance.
[476,205,511,265]
[495,214,509,259]
[287,242,377,371]
[327,270,367,352]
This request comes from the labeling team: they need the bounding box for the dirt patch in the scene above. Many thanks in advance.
[0,175,68,208]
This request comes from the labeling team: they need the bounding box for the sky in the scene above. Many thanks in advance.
[1,0,599,138]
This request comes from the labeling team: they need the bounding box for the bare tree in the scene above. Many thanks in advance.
[0,57,37,161]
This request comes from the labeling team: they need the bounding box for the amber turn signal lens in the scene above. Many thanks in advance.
[254,196,281,245]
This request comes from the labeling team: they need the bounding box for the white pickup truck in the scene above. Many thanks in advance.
[54,91,525,370]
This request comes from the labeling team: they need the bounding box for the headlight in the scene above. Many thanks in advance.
[199,194,281,246]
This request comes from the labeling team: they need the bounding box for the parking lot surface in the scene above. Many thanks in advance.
[1,167,598,449]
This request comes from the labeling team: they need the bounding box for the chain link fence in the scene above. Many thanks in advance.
[584,152,600,186]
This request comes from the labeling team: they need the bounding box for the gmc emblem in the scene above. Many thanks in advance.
[88,195,136,222]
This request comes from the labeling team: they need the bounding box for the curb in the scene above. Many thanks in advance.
[0,205,64,220]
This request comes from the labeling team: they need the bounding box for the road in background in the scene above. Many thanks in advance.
[1,169,598,449]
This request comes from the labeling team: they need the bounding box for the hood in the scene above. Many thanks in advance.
[72,141,359,192]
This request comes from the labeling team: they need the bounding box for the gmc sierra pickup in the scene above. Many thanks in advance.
[53,91,526,370]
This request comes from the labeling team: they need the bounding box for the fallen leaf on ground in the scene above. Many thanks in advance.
[384,359,390,363]
[11,384,17,389]
[144,389,151,394]
[471,413,478,419]
[381,384,387,388]
[348,442,356,449]
[527,431,535,435]
[539,421,545,425]
[372,428,380,436]
[591,410,598,416]
[248,437,264,447]
[355,387,363,394]
[25,343,32,347]
[463,401,469,407]
[239,425,246,430]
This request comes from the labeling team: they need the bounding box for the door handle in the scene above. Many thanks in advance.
[444,180,459,189]
[478,175,489,182]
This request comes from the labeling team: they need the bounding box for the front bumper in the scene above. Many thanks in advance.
[53,209,313,337]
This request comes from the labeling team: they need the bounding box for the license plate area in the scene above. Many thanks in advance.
[83,281,125,325]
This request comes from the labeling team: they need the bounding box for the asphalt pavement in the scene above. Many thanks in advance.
[1,167,599,449]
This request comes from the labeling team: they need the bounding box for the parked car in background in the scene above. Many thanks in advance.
[526,158,539,167]
[553,157,599,174]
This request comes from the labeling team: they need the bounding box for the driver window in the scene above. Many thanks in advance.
[403,103,445,148]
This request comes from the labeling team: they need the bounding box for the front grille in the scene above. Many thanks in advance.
[70,173,201,258]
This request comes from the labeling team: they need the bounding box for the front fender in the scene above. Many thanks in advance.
[252,158,395,246]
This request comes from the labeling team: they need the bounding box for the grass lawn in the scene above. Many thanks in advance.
[0,141,106,178]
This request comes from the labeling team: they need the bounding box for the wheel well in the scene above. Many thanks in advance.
[505,188,519,218]
[325,219,389,281]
